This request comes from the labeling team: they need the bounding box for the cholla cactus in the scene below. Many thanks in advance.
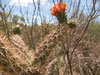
[50,2,77,29]
[68,18,78,29]
[13,24,21,34]
[45,59,57,75]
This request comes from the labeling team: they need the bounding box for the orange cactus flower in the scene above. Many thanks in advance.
[61,3,66,11]
[50,2,66,16]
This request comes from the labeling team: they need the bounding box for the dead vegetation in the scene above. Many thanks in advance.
[0,0,100,75]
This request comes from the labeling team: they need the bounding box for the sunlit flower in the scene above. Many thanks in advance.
[50,2,66,16]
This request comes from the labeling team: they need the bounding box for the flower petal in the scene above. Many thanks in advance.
[50,8,53,12]
[55,2,62,13]
[52,12,56,16]
[62,3,66,11]
[53,6,58,12]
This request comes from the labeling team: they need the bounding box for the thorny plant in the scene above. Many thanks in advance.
[0,0,100,75]
[49,0,100,75]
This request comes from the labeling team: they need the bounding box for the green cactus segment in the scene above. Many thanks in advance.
[57,12,67,24]
[68,21,76,29]
[13,27,21,34]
